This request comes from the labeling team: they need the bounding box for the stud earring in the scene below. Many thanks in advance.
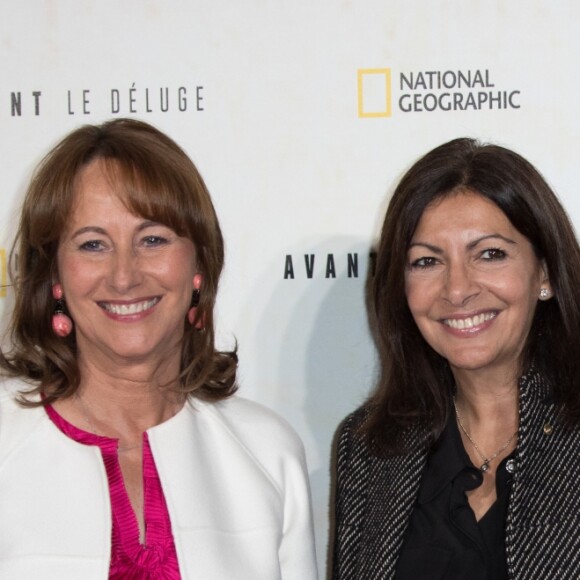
[52,284,73,337]
[539,287,550,300]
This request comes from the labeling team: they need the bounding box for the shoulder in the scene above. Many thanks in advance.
[0,378,46,462]
[184,397,312,504]
[335,404,429,473]
[0,376,41,413]
[193,395,307,461]
[336,405,372,457]
[211,395,301,435]
[339,405,370,436]
[0,376,31,400]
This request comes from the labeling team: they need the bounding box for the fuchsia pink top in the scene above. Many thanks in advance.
[45,404,181,579]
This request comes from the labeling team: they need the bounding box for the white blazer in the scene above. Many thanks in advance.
[0,379,318,579]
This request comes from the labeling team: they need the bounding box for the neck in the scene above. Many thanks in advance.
[75,332,184,392]
[452,366,519,422]
[54,356,185,446]
[78,379,184,434]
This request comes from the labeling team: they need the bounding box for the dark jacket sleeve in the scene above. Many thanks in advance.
[331,408,428,580]
[332,410,369,580]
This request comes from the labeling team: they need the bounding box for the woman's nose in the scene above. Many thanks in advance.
[442,261,479,306]
[108,249,142,292]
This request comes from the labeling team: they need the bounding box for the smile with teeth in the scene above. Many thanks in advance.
[443,311,497,330]
[100,297,160,316]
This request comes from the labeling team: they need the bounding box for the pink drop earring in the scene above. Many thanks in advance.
[52,283,73,337]
[187,274,204,329]
[187,289,200,325]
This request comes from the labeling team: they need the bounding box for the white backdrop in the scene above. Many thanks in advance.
[2,2,580,575]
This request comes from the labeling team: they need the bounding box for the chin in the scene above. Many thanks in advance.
[104,340,166,362]
[445,351,499,373]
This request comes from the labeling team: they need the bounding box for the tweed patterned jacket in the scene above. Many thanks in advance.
[332,371,580,579]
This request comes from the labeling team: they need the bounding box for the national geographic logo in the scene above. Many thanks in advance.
[0,249,7,298]
[358,69,392,118]
[357,67,520,117]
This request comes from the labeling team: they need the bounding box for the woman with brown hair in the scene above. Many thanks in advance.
[0,118,317,579]
[332,138,580,579]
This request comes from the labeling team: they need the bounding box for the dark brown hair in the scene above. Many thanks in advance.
[365,137,580,453]
[2,118,237,403]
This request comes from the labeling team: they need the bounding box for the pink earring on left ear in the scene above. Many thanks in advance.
[52,284,73,337]
[187,274,204,329]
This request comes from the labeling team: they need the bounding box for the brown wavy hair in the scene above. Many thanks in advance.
[1,118,237,404]
[364,137,580,454]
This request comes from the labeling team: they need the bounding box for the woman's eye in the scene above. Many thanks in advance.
[142,235,168,247]
[79,240,104,252]
[410,256,439,269]
[481,248,506,260]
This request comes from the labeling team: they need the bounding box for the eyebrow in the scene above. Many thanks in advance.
[70,221,165,239]
[408,233,517,253]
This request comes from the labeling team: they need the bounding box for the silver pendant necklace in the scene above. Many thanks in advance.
[453,396,517,473]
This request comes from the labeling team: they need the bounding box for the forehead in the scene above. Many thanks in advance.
[73,158,123,202]
[66,160,148,231]
[65,156,193,240]
[413,190,514,239]
[70,158,156,221]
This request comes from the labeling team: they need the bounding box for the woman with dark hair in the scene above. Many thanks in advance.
[332,138,580,579]
[0,118,317,579]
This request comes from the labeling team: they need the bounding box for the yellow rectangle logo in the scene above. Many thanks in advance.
[358,68,392,118]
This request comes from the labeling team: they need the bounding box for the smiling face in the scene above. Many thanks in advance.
[404,190,550,381]
[57,158,197,370]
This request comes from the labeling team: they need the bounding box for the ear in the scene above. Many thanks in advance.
[538,260,553,300]
[193,273,203,290]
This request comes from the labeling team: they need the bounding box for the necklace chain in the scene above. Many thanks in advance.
[453,396,517,473]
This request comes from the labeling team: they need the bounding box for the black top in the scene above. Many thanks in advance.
[393,417,514,580]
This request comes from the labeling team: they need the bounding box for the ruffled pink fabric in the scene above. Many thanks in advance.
[45,404,181,579]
